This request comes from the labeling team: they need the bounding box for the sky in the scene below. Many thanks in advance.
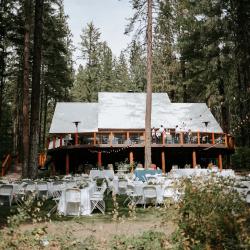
[64,0,134,69]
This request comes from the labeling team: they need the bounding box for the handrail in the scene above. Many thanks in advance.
[47,131,235,149]
[1,154,12,176]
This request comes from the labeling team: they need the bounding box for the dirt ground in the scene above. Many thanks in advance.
[19,214,175,242]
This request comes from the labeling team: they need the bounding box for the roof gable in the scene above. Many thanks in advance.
[49,102,98,133]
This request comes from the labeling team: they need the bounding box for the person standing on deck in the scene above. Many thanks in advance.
[152,127,156,143]
[159,125,164,143]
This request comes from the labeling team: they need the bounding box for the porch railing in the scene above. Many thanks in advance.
[47,131,234,150]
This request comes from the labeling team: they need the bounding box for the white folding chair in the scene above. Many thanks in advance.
[15,183,28,205]
[163,186,175,204]
[65,188,81,216]
[25,182,37,195]
[66,180,76,189]
[36,181,49,199]
[142,185,157,208]
[246,191,250,204]
[90,182,106,214]
[48,181,65,215]
[105,177,114,195]
[124,184,142,206]
[123,184,135,205]
[146,175,157,183]
[118,179,128,194]
[0,184,14,206]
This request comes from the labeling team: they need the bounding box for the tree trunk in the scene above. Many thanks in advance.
[0,0,7,135]
[144,0,153,169]
[39,68,44,150]
[217,58,230,134]
[42,89,48,150]
[181,60,188,102]
[28,0,44,179]
[22,0,32,178]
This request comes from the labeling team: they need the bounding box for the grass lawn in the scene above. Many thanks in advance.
[0,192,176,249]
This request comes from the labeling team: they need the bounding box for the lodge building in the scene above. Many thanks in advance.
[47,92,235,174]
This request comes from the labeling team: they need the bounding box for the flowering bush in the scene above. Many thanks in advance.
[171,177,250,249]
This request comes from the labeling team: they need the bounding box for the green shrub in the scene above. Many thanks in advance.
[171,178,250,250]
[232,147,250,170]
[110,230,168,250]
[8,192,49,228]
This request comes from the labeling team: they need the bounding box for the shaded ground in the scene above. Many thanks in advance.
[0,193,176,249]
[19,209,175,243]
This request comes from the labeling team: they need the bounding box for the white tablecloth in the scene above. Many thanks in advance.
[58,182,96,216]
[89,170,114,179]
[171,169,211,178]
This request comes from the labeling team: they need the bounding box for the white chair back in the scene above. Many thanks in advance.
[37,181,48,191]
[26,183,36,193]
[163,186,175,198]
[126,184,136,196]
[143,185,157,199]
[65,188,81,216]
[0,184,13,196]
[118,179,128,194]
[65,188,81,203]
[52,181,65,192]
[0,184,14,206]
[118,179,128,189]
[246,191,250,203]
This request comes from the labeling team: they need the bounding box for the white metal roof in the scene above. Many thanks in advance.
[49,102,98,133]
[49,92,223,134]
[159,103,223,132]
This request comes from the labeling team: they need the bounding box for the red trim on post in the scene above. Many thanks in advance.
[98,151,102,167]
[161,151,166,174]
[180,132,184,145]
[212,133,215,144]
[192,150,197,168]
[218,154,223,171]
[129,151,134,164]
[53,136,56,149]
[129,151,134,172]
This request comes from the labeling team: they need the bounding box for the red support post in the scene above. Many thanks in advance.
[66,153,70,175]
[129,151,134,172]
[180,132,184,145]
[218,154,223,171]
[192,150,197,168]
[98,151,102,167]
[212,132,215,144]
[161,151,166,174]
[53,136,56,149]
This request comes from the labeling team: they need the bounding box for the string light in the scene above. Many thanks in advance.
[231,114,250,134]
[88,144,133,154]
